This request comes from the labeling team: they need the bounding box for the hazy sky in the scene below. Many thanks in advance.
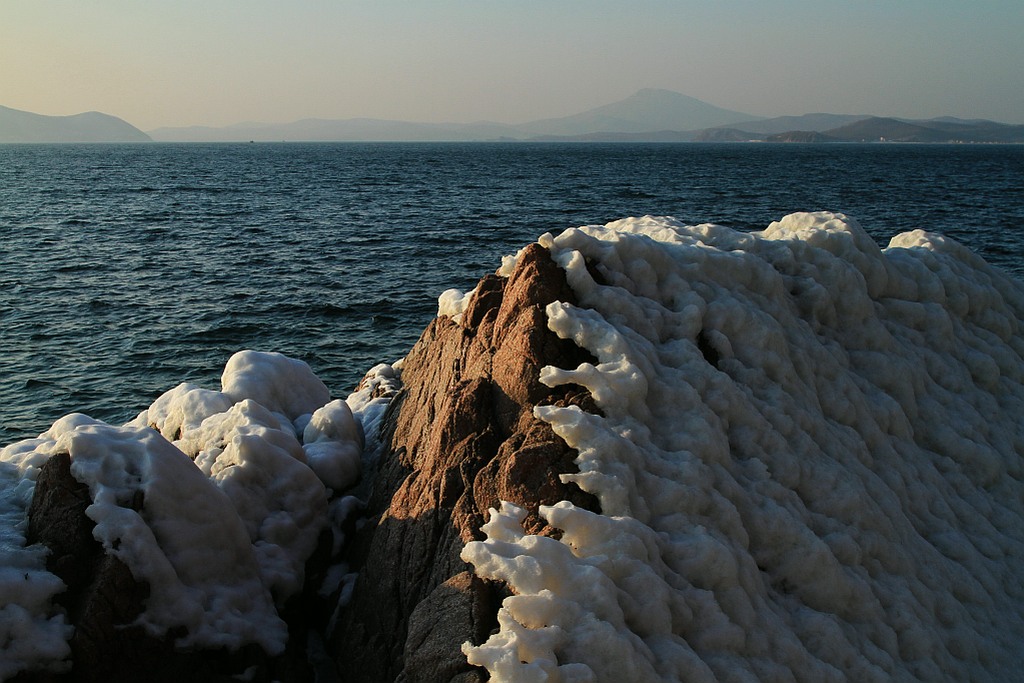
[3,1,1022,130]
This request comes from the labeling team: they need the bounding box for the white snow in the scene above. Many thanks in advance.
[0,440,73,678]
[221,349,331,421]
[438,287,476,323]
[462,212,1024,682]
[0,349,369,676]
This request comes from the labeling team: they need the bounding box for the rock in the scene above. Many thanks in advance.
[398,572,493,683]
[21,451,328,682]
[330,243,599,682]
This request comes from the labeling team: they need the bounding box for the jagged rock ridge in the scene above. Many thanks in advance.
[329,243,601,682]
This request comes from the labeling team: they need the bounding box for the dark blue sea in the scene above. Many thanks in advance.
[2,142,1023,442]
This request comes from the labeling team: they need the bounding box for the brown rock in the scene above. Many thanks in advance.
[330,243,599,682]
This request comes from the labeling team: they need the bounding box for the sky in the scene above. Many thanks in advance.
[2,0,1022,131]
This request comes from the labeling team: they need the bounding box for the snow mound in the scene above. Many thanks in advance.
[221,350,331,420]
[463,212,1024,682]
[1,349,366,674]
[3,414,288,660]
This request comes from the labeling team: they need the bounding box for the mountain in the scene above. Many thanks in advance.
[691,127,755,142]
[9,93,1017,144]
[722,113,872,135]
[779,116,1024,143]
[825,116,971,142]
[764,130,836,143]
[148,89,760,142]
[921,116,996,126]
[0,105,151,143]
[528,129,698,143]
[515,88,759,137]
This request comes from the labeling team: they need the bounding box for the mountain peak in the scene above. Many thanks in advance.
[0,105,151,143]
[519,89,760,137]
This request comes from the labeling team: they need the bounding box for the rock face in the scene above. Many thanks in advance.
[330,243,599,682]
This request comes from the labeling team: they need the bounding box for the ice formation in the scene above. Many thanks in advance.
[0,440,73,679]
[438,287,476,323]
[0,350,370,675]
[221,349,331,420]
[462,212,1024,682]
[14,414,287,651]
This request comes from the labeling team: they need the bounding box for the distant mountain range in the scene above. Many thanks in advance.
[764,116,1024,144]
[0,105,150,143]
[144,89,759,142]
[2,90,1022,143]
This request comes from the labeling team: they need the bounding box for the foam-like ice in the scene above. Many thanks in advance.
[166,398,328,602]
[0,440,73,678]
[438,287,476,323]
[0,349,366,675]
[303,399,363,492]
[345,361,402,464]
[463,212,1024,681]
[139,382,234,441]
[4,414,288,656]
[221,350,331,421]
[134,351,364,601]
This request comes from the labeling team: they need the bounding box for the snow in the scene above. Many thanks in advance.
[221,349,331,421]
[0,349,370,676]
[438,287,476,323]
[463,212,1024,682]
[0,440,72,679]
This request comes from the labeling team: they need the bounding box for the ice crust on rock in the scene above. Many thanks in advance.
[438,287,476,323]
[344,361,402,468]
[303,399,364,492]
[462,212,1024,682]
[0,440,73,678]
[1,414,288,660]
[0,349,369,674]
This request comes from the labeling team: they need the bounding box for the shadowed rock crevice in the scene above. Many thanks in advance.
[331,243,600,683]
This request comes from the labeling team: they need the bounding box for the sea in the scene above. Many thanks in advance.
[1,142,1022,443]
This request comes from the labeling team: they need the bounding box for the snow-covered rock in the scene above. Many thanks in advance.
[463,213,1024,682]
